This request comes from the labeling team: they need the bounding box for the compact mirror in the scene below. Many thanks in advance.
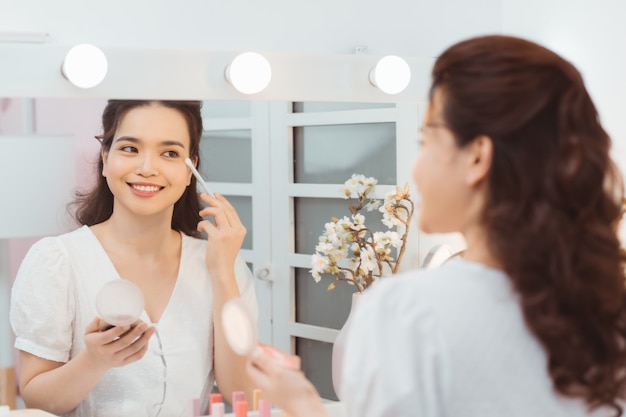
[96,279,145,330]
[222,297,258,356]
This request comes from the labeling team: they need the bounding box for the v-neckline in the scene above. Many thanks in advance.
[84,225,185,326]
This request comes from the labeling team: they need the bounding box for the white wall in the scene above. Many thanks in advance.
[1,0,501,57]
[502,0,626,242]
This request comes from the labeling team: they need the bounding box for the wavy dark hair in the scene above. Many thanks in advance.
[432,35,626,414]
[72,100,203,237]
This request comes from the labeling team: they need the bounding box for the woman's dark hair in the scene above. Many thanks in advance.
[432,35,626,414]
[72,100,203,237]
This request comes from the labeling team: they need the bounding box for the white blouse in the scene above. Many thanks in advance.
[10,225,258,417]
[340,259,612,417]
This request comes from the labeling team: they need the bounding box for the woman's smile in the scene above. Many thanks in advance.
[128,182,165,196]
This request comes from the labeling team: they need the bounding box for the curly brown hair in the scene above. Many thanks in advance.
[432,35,626,414]
[71,100,203,237]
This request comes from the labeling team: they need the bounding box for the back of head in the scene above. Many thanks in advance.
[432,35,626,413]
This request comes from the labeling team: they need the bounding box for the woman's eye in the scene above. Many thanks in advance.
[120,146,137,153]
[163,150,179,158]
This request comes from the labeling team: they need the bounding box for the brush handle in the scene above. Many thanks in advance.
[184,158,215,197]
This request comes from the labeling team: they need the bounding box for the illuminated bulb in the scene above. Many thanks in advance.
[369,55,411,95]
[225,52,272,94]
[62,44,108,89]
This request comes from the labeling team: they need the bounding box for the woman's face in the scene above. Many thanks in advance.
[102,103,194,219]
[412,89,479,234]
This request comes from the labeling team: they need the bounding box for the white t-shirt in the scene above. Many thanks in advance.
[10,225,258,417]
[340,259,613,417]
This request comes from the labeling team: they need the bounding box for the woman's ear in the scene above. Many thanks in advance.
[465,135,493,187]
[101,148,109,177]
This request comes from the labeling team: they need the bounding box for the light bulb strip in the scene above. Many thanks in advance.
[0,44,432,102]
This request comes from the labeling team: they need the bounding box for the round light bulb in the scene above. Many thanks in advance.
[62,43,108,89]
[225,52,272,95]
[369,55,411,95]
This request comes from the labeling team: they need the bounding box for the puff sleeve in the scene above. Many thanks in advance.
[10,237,76,363]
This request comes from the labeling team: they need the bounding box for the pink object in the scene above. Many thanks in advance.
[232,391,245,406]
[210,402,225,417]
[258,399,271,417]
[209,393,223,415]
[234,401,248,417]
[188,398,200,417]
[261,345,299,369]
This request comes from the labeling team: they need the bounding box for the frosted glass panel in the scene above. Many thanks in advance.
[293,123,396,184]
[293,101,394,113]
[295,267,354,329]
[199,130,251,183]
[227,196,252,250]
[296,338,337,400]
[201,100,250,118]
[294,197,385,254]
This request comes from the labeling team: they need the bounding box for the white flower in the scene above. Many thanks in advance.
[344,174,377,197]
[373,231,402,249]
[380,200,403,228]
[310,269,322,283]
[359,246,376,272]
[315,241,334,255]
[381,211,401,228]
[365,199,382,212]
[352,213,365,229]
[310,254,329,283]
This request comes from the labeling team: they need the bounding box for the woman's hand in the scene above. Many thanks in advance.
[83,317,156,372]
[247,345,328,417]
[18,318,156,415]
[197,192,246,278]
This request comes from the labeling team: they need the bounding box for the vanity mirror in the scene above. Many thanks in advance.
[0,44,447,405]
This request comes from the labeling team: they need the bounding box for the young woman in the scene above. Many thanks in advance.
[10,100,258,417]
[247,35,626,417]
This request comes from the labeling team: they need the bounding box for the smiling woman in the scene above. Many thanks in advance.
[9,100,259,417]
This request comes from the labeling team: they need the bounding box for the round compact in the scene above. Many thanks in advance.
[222,297,257,356]
[96,279,144,329]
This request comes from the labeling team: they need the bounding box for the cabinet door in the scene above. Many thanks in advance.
[269,101,422,400]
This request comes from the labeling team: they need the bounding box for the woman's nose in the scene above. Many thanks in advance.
[135,153,159,176]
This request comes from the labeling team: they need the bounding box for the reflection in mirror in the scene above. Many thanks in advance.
[200,131,252,183]
[294,123,396,185]
[291,99,404,400]
[2,97,414,410]
[293,101,397,185]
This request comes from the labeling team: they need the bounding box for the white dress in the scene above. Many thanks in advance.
[340,259,613,417]
[10,225,258,417]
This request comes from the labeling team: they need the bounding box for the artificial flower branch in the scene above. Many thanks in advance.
[310,174,415,293]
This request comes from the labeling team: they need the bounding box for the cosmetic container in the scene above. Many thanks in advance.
[96,279,144,331]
